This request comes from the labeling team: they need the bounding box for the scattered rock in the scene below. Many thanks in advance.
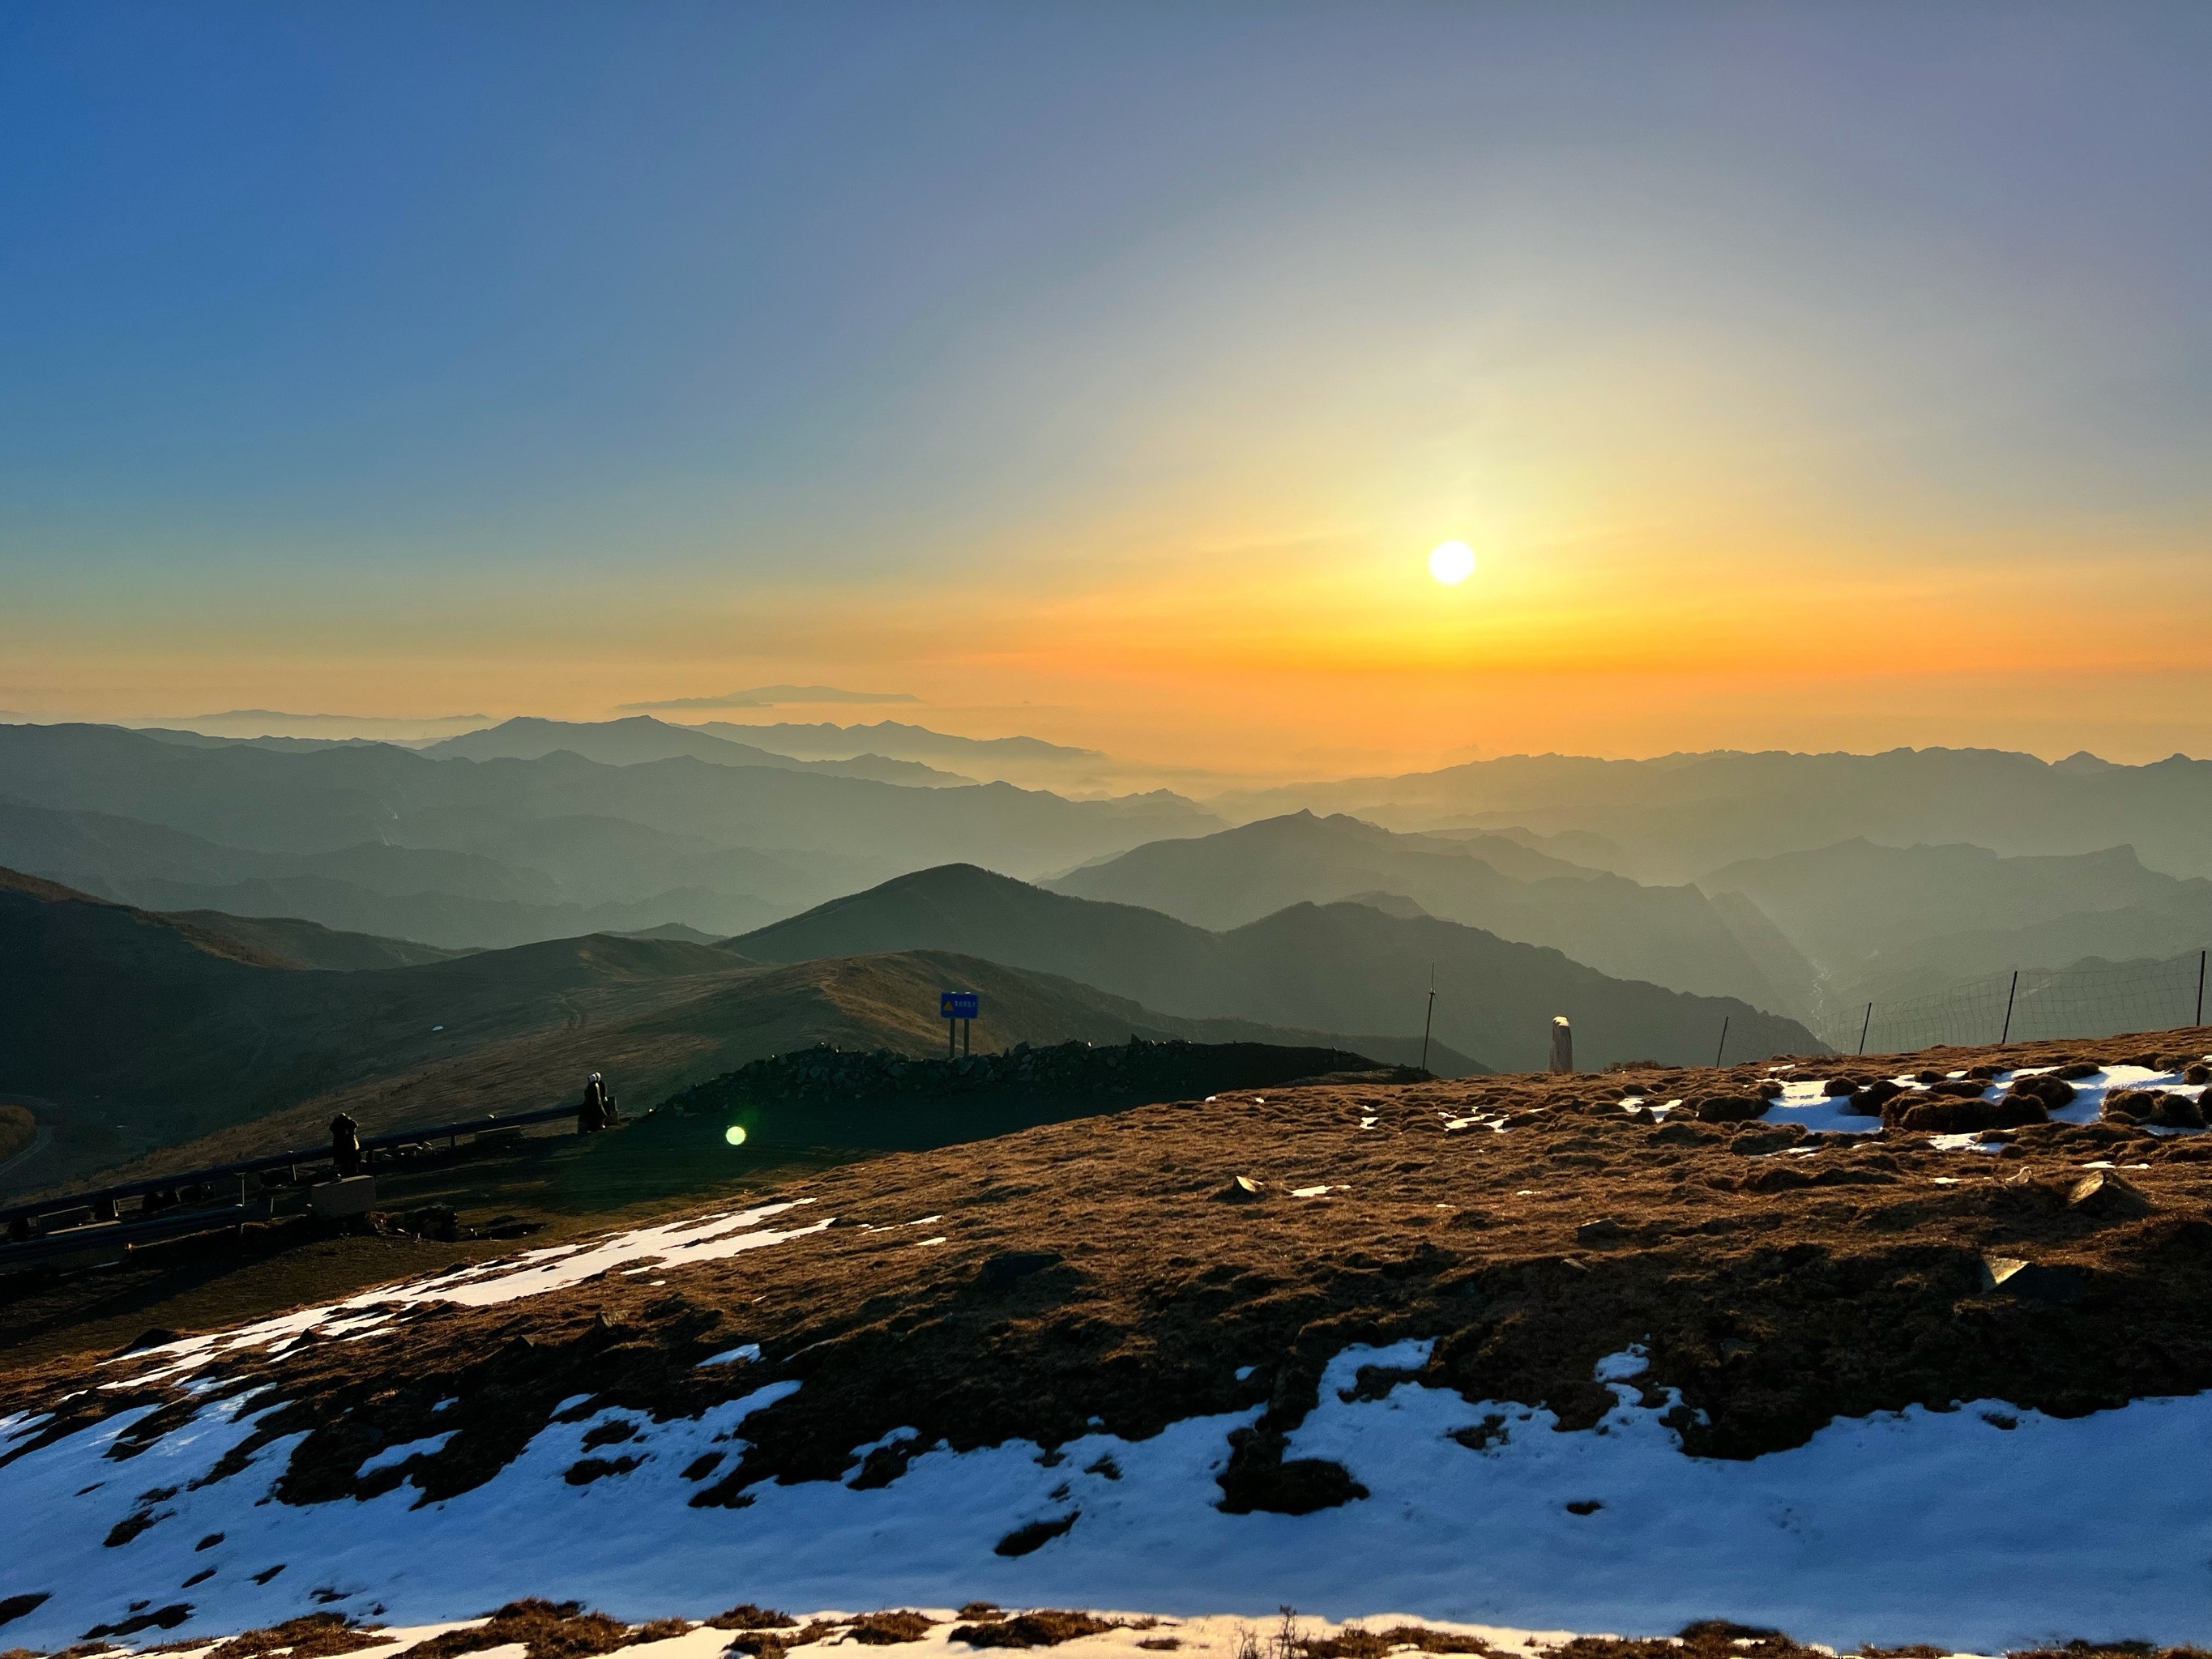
[1574,1218,1627,1246]
[2068,1170,2152,1220]
[1979,1256,2088,1305]
[1650,1121,1713,1145]
[1218,1176,1265,1204]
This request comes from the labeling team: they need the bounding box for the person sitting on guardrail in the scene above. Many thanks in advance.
[580,1073,611,1133]
[330,1111,362,1177]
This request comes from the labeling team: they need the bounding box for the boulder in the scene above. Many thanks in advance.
[1979,1256,2087,1305]
[1574,1218,1627,1246]
[2068,1169,2152,1220]
[1218,1175,1266,1204]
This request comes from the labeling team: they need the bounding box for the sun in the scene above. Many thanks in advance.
[1428,540,1476,585]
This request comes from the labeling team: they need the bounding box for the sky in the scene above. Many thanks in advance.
[3,2,2210,779]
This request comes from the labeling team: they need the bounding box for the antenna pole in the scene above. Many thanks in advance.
[1420,964,1437,1074]
[2197,950,2206,1028]
[1715,1016,1729,1068]
[1858,1001,1873,1057]
[2000,970,2018,1045]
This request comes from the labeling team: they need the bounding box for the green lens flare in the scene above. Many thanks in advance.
[724,1124,748,1146]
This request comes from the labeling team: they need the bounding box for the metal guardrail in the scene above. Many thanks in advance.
[0,1102,584,1247]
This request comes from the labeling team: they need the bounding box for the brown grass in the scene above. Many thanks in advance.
[203,1615,395,1659]
[395,1601,627,1659]
[5,1033,2210,1570]
[950,1613,1123,1649]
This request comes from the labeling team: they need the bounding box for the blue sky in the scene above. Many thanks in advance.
[3,3,2210,768]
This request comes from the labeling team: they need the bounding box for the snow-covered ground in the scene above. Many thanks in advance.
[7,1068,2208,1656]
[7,1327,2209,1654]
[1428,1059,2212,1143]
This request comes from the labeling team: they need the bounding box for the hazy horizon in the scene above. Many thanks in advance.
[6,2,2211,774]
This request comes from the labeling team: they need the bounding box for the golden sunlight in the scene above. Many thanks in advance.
[1428,540,1476,585]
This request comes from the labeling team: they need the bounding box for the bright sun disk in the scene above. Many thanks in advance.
[724,1124,748,1145]
[1428,540,1475,584]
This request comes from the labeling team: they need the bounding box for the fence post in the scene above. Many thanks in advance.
[1714,1016,1730,1068]
[2197,950,2206,1028]
[1858,1002,1873,1057]
[2000,970,2019,1045]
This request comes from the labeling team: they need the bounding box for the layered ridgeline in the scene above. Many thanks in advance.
[1210,748,2212,884]
[0,868,1472,1194]
[1702,838,2212,1007]
[734,865,1823,1071]
[1049,811,1816,1017]
[0,722,1216,949]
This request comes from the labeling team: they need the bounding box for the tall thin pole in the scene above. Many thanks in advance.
[2197,950,2206,1028]
[1714,1016,1730,1068]
[1858,1002,1873,1057]
[1420,964,1437,1075]
[2000,970,2019,1044]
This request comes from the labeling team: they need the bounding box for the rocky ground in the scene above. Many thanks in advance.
[4,1032,2210,1655]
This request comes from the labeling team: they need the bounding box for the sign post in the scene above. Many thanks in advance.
[941,991,979,1058]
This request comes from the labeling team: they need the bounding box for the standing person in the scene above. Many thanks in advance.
[579,1073,609,1132]
[329,1111,362,1177]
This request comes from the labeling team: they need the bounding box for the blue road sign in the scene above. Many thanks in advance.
[941,991,980,1020]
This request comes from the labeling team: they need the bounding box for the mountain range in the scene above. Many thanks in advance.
[0,721,1217,951]
[0,866,1476,1196]
[734,863,1822,1072]
[1215,748,2212,883]
[1048,810,1816,1015]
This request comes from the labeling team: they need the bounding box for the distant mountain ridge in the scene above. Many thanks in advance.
[420,715,977,787]
[1211,748,2212,882]
[1702,837,2212,1009]
[1047,810,1816,1015]
[734,863,1824,1070]
[0,866,1474,1194]
[0,723,1219,951]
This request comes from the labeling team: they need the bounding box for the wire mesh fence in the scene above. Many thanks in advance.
[1830,949,2210,1056]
